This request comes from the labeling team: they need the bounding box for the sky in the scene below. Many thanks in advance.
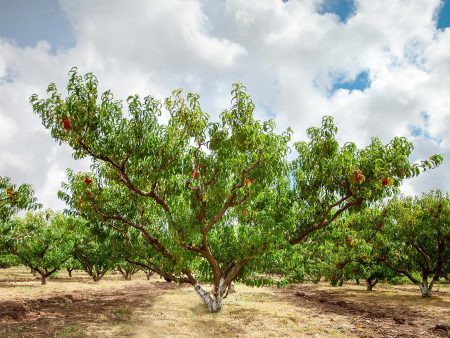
[0,0,449,210]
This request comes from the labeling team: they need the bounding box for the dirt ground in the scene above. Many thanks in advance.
[0,267,449,337]
[276,283,450,338]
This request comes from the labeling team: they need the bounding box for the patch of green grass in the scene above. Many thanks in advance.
[108,306,133,322]
[0,326,22,338]
[53,324,86,338]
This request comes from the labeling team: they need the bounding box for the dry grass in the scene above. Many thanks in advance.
[127,285,352,337]
[0,266,149,301]
[1,267,449,337]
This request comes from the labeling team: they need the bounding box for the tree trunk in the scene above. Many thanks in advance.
[227,283,236,295]
[194,281,224,313]
[419,279,432,297]
[93,275,101,282]
[366,277,378,291]
[41,275,47,285]
[117,267,132,280]
[67,268,73,278]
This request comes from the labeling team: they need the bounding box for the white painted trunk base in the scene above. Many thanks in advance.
[419,283,432,297]
[194,283,224,313]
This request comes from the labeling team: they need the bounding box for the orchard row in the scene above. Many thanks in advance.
[1,68,448,313]
[0,190,448,298]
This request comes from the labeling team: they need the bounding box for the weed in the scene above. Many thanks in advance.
[53,324,86,338]
[0,326,22,338]
[109,306,133,322]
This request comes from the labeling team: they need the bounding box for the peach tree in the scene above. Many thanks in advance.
[287,116,442,247]
[264,116,442,288]
[0,211,74,284]
[32,68,290,312]
[70,217,120,282]
[0,177,40,270]
[0,176,41,225]
[379,191,450,297]
[108,226,176,281]
[315,207,397,290]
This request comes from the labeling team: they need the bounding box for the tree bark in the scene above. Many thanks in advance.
[366,277,378,291]
[419,279,432,297]
[67,268,73,278]
[227,283,236,295]
[194,283,223,313]
[41,275,47,285]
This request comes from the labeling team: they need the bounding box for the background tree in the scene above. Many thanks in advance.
[0,211,73,285]
[380,191,450,297]
[283,117,441,291]
[111,228,171,281]
[287,117,442,247]
[115,261,140,281]
[269,243,329,285]
[63,256,82,278]
[0,254,20,269]
[255,116,442,289]
[319,208,397,290]
[0,176,41,225]
[71,218,119,282]
[109,230,141,281]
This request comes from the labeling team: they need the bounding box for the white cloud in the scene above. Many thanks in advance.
[0,0,449,210]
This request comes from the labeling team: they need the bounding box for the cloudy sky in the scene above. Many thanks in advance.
[0,0,449,210]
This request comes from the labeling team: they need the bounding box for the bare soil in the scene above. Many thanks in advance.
[0,268,177,337]
[276,283,450,338]
[1,267,449,337]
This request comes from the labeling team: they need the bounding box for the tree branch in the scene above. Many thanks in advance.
[205,150,263,233]
[290,197,362,245]
[383,259,420,285]
[91,205,174,263]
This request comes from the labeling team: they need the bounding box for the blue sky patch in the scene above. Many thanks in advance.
[437,0,450,29]
[421,111,430,124]
[331,71,371,94]
[409,112,442,144]
[0,0,75,52]
[317,0,357,23]
[0,68,15,84]
[410,126,423,137]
